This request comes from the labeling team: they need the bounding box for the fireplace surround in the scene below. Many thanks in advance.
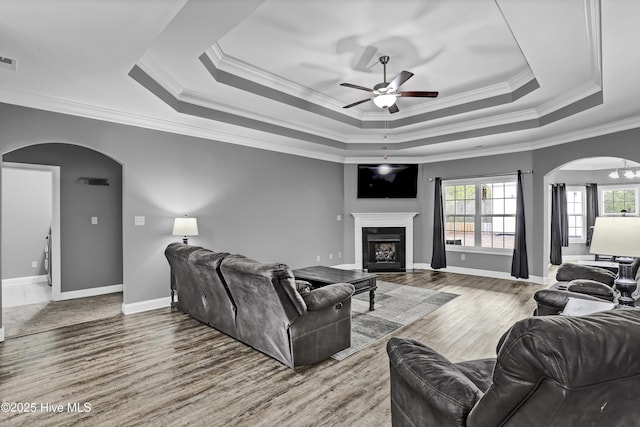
[352,212,417,271]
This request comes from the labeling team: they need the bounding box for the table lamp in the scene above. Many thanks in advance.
[589,216,640,306]
[172,216,198,244]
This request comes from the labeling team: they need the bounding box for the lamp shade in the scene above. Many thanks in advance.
[172,217,199,237]
[589,217,640,257]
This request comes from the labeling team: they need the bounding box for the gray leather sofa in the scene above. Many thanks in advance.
[387,308,640,426]
[165,242,355,367]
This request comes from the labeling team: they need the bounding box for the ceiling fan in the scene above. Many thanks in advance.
[340,55,438,113]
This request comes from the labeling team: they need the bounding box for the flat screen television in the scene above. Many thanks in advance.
[357,164,418,199]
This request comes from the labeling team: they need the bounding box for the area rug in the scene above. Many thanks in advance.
[332,281,458,360]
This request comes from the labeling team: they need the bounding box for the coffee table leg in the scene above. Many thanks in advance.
[369,289,375,311]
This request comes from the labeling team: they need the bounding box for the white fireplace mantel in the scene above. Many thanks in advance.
[352,212,418,270]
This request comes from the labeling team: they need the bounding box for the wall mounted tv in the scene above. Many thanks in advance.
[357,164,418,199]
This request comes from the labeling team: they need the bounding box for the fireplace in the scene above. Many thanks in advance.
[352,212,417,271]
[362,227,406,272]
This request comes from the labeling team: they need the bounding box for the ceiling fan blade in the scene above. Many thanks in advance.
[386,71,414,91]
[398,91,439,97]
[343,98,371,109]
[388,104,400,114]
[340,83,373,92]
[354,45,378,71]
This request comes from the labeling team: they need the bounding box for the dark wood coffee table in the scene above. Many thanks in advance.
[292,265,377,311]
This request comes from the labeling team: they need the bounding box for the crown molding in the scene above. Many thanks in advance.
[3,86,639,166]
[0,87,346,163]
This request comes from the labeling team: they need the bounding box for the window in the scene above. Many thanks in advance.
[444,178,517,251]
[444,184,475,247]
[600,186,638,215]
[566,187,585,242]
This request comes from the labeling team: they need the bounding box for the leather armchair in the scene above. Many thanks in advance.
[387,308,640,426]
[535,259,640,314]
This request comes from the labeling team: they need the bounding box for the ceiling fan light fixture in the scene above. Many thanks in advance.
[609,169,620,179]
[378,164,392,175]
[373,93,397,108]
[624,169,635,179]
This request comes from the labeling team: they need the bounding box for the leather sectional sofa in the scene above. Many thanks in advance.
[164,243,355,368]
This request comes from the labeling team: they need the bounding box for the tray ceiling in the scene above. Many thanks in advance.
[1,0,639,163]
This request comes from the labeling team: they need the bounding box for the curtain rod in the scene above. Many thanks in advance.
[428,170,533,182]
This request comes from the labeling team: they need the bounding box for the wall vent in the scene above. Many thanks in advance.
[0,56,17,71]
[76,177,111,186]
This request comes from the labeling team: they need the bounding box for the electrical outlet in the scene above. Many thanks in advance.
[337,214,342,221]
[338,252,342,258]
[329,253,333,260]
[316,255,321,262]
[91,216,98,225]
[461,254,466,261]
[31,261,37,268]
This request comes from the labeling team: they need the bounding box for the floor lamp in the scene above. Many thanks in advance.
[589,216,640,306]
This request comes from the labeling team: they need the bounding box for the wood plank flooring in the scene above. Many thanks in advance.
[0,271,541,427]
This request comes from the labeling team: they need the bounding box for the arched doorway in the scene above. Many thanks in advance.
[1,143,124,338]
[542,156,640,278]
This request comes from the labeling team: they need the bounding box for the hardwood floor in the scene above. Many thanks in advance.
[0,271,541,427]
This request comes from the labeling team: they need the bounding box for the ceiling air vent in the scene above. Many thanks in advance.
[0,56,17,71]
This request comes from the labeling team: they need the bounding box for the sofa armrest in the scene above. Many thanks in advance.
[555,263,616,286]
[387,337,483,425]
[302,283,354,311]
[567,279,615,301]
[533,289,605,316]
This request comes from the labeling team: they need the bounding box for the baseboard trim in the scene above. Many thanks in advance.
[2,275,48,287]
[122,296,171,315]
[330,263,546,285]
[561,254,594,261]
[0,326,4,342]
[417,263,545,285]
[331,264,356,270]
[56,284,123,301]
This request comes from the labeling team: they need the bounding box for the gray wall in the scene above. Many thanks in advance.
[1,167,52,278]
[343,163,425,263]
[1,101,639,327]
[343,153,535,275]
[0,103,344,316]
[4,143,123,292]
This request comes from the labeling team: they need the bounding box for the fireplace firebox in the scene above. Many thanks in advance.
[362,227,406,272]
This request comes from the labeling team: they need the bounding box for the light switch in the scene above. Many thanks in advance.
[134,216,145,226]
[337,214,342,221]
[91,216,98,225]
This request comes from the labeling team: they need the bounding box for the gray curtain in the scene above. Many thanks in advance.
[586,183,599,246]
[511,170,529,279]
[550,183,568,265]
[431,177,447,269]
